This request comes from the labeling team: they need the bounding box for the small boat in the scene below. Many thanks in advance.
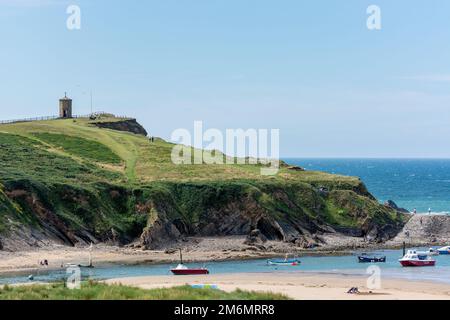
[437,246,450,255]
[416,248,439,259]
[357,253,386,263]
[171,264,210,275]
[267,255,301,266]
[170,249,209,275]
[399,250,436,267]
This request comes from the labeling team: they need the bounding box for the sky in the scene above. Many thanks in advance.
[1,0,450,158]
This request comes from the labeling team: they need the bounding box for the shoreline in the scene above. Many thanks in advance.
[2,242,450,299]
[104,272,450,300]
[0,241,446,279]
[0,238,447,277]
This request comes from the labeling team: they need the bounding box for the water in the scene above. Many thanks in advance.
[284,158,450,214]
[1,248,450,285]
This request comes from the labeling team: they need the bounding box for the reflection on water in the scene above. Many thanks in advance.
[1,248,450,285]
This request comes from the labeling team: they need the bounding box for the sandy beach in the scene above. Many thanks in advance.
[105,272,450,300]
[2,242,450,300]
[0,243,283,276]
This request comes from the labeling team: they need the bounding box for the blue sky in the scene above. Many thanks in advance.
[1,0,450,157]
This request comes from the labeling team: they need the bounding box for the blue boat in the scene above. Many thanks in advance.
[267,257,301,266]
[357,253,386,263]
[437,246,450,255]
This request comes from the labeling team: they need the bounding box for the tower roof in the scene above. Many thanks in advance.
[60,92,72,100]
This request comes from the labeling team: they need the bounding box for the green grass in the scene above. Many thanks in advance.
[0,132,122,185]
[0,117,402,243]
[33,132,122,165]
[0,118,361,186]
[0,282,289,300]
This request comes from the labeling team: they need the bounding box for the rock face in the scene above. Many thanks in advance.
[135,182,406,250]
[388,214,450,245]
[0,178,406,251]
[384,200,410,214]
[244,229,268,245]
[93,119,148,136]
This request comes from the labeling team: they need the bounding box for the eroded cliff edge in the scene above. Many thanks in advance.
[0,117,406,252]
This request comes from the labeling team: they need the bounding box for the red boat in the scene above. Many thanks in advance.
[171,264,210,275]
[170,249,210,275]
[399,250,436,267]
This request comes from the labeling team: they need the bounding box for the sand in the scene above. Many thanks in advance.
[0,243,277,275]
[2,242,450,300]
[105,272,450,300]
[0,236,367,275]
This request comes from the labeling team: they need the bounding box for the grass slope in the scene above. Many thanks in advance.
[33,132,122,165]
[0,117,361,185]
[0,282,289,300]
[0,117,404,245]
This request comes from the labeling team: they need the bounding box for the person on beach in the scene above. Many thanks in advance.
[413,208,417,214]
[428,208,432,215]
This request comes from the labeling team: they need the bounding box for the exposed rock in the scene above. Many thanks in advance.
[318,187,329,197]
[388,214,450,246]
[92,119,148,136]
[286,165,305,171]
[244,229,267,245]
[384,200,410,213]
[140,220,181,250]
[246,244,266,251]
[0,177,406,251]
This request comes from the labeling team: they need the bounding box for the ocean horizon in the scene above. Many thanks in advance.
[283,158,450,214]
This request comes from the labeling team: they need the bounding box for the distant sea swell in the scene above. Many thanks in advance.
[283,158,450,214]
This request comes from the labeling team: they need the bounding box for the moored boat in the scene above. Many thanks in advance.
[416,248,439,259]
[437,246,450,255]
[267,254,301,266]
[357,254,386,263]
[171,264,210,275]
[399,250,436,267]
[170,249,210,275]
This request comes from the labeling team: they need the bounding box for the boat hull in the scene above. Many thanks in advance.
[438,250,450,255]
[267,259,301,266]
[267,261,300,266]
[171,269,210,275]
[358,256,386,263]
[399,260,435,267]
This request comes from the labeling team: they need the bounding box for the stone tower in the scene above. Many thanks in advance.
[59,93,72,118]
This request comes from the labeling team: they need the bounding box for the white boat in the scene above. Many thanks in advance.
[437,246,450,255]
[416,248,439,257]
[399,250,436,267]
[267,258,301,266]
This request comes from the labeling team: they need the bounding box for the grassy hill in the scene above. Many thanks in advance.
[0,116,405,250]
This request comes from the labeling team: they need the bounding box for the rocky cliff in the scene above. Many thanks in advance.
[0,117,406,252]
[92,119,148,136]
[0,179,406,251]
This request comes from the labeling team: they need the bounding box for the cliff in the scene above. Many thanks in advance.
[92,118,148,136]
[0,117,406,251]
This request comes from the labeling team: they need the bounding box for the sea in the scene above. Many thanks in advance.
[283,158,450,214]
